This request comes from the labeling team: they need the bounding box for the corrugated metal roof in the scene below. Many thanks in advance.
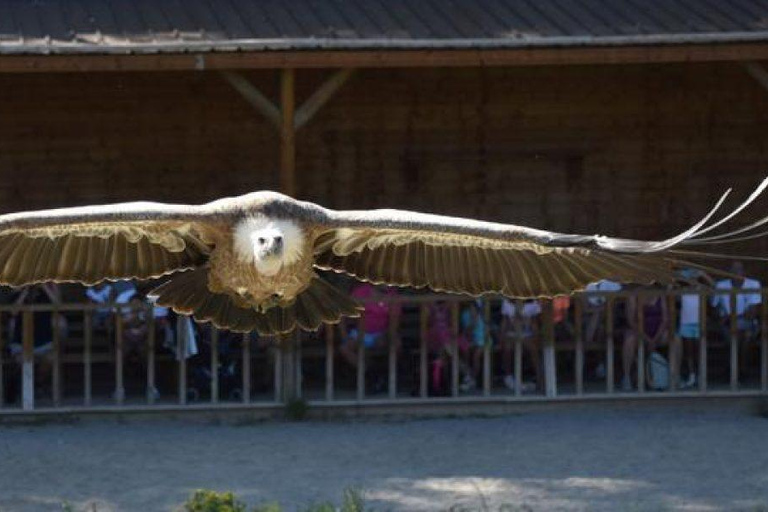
[0,0,767,55]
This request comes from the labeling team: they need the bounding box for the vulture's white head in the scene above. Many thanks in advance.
[233,216,305,276]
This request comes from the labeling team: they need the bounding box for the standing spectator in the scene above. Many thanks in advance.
[500,299,540,392]
[711,261,762,374]
[622,289,671,391]
[677,268,714,389]
[459,299,491,392]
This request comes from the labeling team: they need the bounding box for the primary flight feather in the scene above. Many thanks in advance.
[0,180,765,335]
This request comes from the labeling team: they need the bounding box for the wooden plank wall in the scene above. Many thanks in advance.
[0,63,767,271]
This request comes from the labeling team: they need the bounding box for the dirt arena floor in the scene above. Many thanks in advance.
[0,404,767,511]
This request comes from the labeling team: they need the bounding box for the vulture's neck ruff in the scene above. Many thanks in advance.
[233,216,305,276]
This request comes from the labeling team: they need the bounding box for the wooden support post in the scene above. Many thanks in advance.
[637,296,645,393]
[294,69,354,129]
[325,326,334,401]
[22,310,34,411]
[295,331,302,400]
[419,305,428,398]
[606,297,615,393]
[146,307,156,404]
[242,332,251,403]
[83,311,92,406]
[388,310,397,399]
[220,71,281,128]
[52,310,61,407]
[177,316,187,405]
[699,292,708,393]
[280,69,296,197]
[451,302,459,397]
[762,292,768,392]
[114,310,125,405]
[514,300,523,397]
[730,291,739,391]
[668,294,678,391]
[542,300,557,398]
[574,297,584,395]
[482,301,491,397]
[210,326,219,403]
[356,316,365,401]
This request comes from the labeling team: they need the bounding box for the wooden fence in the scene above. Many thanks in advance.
[1,288,766,413]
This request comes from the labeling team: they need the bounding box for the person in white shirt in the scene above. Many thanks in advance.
[711,261,762,335]
[677,268,714,389]
[710,261,763,375]
[499,299,541,392]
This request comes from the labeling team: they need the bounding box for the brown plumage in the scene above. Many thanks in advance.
[0,179,765,334]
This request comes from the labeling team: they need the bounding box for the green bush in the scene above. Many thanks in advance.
[184,490,248,512]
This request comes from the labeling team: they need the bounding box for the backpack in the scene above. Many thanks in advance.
[646,351,669,390]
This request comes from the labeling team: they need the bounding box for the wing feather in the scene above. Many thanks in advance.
[311,179,768,297]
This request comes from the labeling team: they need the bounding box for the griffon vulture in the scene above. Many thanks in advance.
[0,179,766,335]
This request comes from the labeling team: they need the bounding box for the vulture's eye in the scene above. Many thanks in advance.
[258,237,266,244]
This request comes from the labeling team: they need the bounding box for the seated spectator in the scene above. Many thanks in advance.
[711,261,761,340]
[428,300,468,394]
[339,283,401,392]
[500,299,540,392]
[622,288,672,391]
[584,279,622,346]
[7,284,68,396]
[677,268,713,389]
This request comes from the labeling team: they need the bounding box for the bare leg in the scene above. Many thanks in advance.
[339,337,358,368]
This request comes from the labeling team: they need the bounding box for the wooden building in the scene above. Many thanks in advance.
[1,0,768,258]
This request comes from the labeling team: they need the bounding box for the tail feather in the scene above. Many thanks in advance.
[148,268,362,335]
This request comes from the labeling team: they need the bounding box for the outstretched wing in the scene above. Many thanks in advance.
[0,201,220,287]
[312,179,768,298]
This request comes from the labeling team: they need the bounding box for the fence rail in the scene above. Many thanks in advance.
[1,287,767,413]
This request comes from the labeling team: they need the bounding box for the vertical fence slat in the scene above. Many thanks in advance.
[146,307,155,404]
[606,297,615,394]
[514,300,523,397]
[274,339,282,403]
[356,316,365,401]
[388,311,397,399]
[637,295,645,393]
[325,326,334,401]
[83,311,92,406]
[730,290,739,391]
[543,300,557,398]
[419,305,428,398]
[52,310,61,407]
[177,316,187,405]
[22,310,34,411]
[0,315,4,408]
[295,331,302,400]
[762,292,768,392]
[574,298,584,396]
[242,332,251,403]
[698,291,708,393]
[210,326,219,403]
[482,301,491,397]
[668,294,678,392]
[115,310,124,405]
[451,302,459,397]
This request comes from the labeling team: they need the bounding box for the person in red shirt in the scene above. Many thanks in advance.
[339,283,401,374]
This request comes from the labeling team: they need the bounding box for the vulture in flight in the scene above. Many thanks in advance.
[0,179,765,335]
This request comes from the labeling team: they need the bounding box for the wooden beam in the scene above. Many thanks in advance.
[743,61,768,92]
[280,69,296,197]
[294,68,354,129]
[3,43,768,73]
[220,71,281,130]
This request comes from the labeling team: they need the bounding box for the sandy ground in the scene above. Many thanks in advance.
[0,407,767,511]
